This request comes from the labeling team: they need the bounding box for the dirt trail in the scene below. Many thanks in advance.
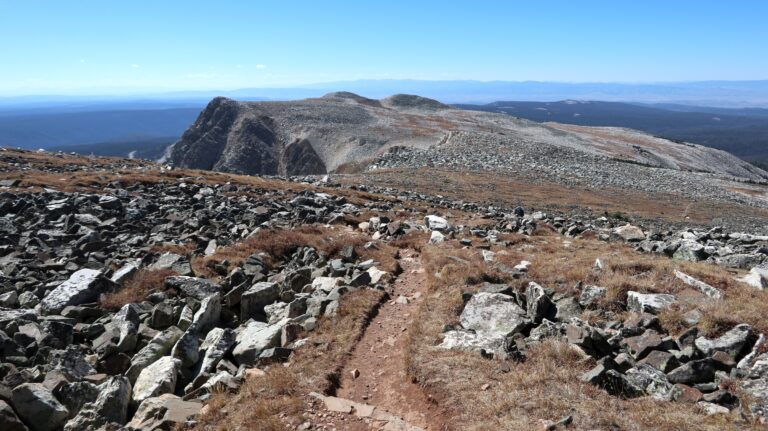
[334,250,446,430]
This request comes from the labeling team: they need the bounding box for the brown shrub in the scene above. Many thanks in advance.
[100,269,175,310]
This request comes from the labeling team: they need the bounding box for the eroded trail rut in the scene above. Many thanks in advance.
[311,250,446,430]
[340,251,445,429]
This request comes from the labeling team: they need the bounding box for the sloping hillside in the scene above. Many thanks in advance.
[166,93,768,183]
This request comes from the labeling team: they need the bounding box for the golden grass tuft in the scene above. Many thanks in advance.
[100,268,176,310]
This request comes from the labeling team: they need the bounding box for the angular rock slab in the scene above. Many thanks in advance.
[132,356,180,405]
[459,292,529,337]
[626,291,676,314]
[39,269,107,315]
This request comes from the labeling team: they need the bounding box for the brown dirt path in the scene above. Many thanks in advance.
[335,250,447,430]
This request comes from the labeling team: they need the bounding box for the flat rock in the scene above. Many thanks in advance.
[38,269,108,315]
[626,291,676,314]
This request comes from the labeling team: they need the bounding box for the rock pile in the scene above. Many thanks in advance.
[0,179,402,430]
[440,268,768,417]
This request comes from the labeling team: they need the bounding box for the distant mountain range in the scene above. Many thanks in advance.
[2,79,768,106]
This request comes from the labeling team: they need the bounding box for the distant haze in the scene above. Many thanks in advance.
[2,80,768,108]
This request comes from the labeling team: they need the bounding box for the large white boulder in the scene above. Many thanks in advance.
[626,291,676,314]
[424,215,450,231]
[460,293,530,337]
[39,269,107,315]
[232,319,287,365]
[132,356,180,405]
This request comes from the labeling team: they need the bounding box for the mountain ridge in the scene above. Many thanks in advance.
[166,93,768,184]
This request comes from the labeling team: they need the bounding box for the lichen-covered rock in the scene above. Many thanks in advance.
[695,324,753,359]
[460,293,530,337]
[64,376,131,430]
[38,269,108,315]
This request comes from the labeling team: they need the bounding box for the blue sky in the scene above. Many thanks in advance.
[0,0,766,95]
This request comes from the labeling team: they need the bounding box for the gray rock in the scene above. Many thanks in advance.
[695,324,753,359]
[11,383,69,431]
[38,269,108,315]
[459,292,530,337]
[63,376,131,430]
[165,276,220,300]
[132,356,179,405]
[127,326,184,383]
[240,282,280,320]
[0,399,28,431]
[232,319,287,365]
[626,291,676,314]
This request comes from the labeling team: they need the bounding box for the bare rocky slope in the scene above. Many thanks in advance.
[5,149,768,429]
[165,93,768,183]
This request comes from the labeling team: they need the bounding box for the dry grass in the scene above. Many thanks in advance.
[193,225,400,279]
[193,289,386,430]
[100,269,176,310]
[405,239,765,430]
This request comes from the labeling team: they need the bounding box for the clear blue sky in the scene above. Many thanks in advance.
[0,0,766,95]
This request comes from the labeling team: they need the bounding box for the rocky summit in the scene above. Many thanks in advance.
[165,93,768,185]
[3,105,768,431]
